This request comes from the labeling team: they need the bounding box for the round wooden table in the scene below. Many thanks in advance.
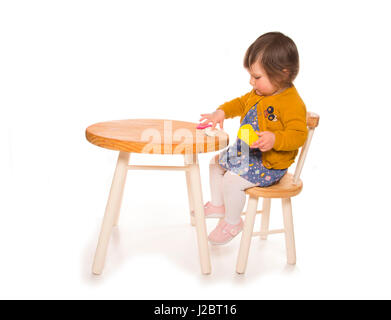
[86,119,229,275]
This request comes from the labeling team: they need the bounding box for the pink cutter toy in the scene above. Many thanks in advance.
[196,123,212,129]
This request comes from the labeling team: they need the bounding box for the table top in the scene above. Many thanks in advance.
[86,119,229,154]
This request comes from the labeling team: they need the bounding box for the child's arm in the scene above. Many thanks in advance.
[273,103,308,151]
[199,90,253,129]
[216,91,253,119]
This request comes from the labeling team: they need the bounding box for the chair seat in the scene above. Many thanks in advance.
[245,173,303,199]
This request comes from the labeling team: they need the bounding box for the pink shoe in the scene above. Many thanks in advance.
[208,219,244,245]
[191,201,225,219]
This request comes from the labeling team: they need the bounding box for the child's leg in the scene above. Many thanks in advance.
[222,171,258,225]
[209,155,227,206]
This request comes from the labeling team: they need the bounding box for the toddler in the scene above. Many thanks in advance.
[199,32,308,245]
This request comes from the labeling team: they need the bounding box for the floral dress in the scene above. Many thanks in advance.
[218,103,287,187]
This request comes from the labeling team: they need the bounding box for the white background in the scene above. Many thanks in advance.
[1,0,391,299]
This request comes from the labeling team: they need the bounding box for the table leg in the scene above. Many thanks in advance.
[184,157,196,227]
[92,151,130,275]
[113,153,131,227]
[185,153,211,275]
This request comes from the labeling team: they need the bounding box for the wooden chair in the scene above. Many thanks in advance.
[236,112,320,274]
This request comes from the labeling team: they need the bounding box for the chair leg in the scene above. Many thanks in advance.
[185,153,211,275]
[92,151,130,275]
[281,198,296,265]
[260,198,271,240]
[236,196,259,274]
[184,157,196,226]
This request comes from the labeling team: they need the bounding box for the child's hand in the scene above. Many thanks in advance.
[250,131,275,152]
[199,110,225,130]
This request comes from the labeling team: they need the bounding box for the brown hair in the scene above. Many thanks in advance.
[244,32,299,88]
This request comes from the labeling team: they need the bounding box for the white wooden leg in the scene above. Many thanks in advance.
[185,153,211,275]
[113,153,131,227]
[260,198,271,240]
[184,156,196,227]
[92,151,130,275]
[236,196,259,274]
[282,198,296,265]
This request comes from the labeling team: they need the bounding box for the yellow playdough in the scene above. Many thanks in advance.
[237,124,259,146]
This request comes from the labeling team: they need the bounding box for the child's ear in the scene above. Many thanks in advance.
[282,68,290,81]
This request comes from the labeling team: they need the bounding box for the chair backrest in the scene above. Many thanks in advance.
[293,112,320,184]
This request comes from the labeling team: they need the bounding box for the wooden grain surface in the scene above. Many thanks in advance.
[245,173,303,198]
[85,119,229,154]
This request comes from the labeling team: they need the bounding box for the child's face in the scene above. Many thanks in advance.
[248,63,279,96]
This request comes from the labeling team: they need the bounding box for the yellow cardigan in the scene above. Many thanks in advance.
[217,86,308,169]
